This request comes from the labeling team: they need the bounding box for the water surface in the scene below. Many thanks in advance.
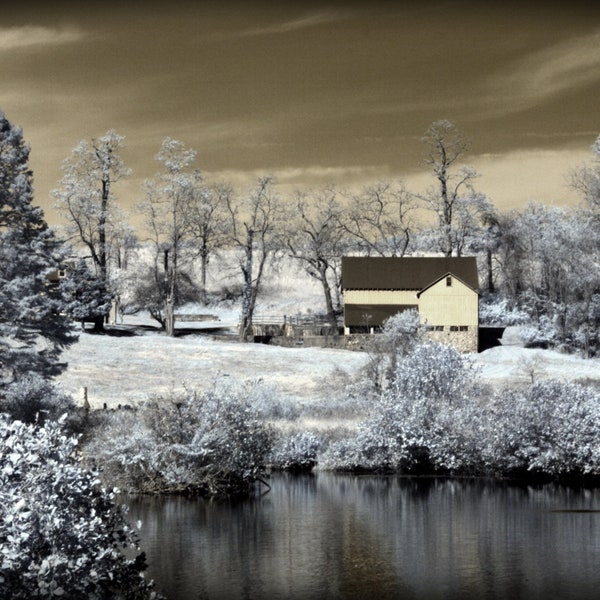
[126,474,600,600]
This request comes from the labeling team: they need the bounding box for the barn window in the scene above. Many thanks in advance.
[450,325,459,332]
[459,325,469,331]
[434,325,444,331]
[446,276,452,287]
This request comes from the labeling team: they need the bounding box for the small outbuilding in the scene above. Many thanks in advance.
[342,256,479,352]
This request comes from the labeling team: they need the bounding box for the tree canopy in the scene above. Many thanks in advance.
[0,111,77,396]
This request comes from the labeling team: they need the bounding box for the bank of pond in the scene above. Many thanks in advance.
[85,376,600,497]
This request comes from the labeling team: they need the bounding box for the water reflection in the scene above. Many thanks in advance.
[125,474,600,600]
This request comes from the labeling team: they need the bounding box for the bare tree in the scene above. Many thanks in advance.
[417,120,479,256]
[285,188,345,329]
[141,138,199,335]
[447,191,497,258]
[570,134,600,219]
[53,130,130,329]
[225,177,283,341]
[343,180,415,256]
[186,181,230,304]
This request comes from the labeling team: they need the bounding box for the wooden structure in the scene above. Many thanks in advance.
[342,256,479,352]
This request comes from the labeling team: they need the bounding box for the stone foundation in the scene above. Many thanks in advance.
[426,329,478,353]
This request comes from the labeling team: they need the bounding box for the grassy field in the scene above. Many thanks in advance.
[55,313,600,412]
[55,319,368,411]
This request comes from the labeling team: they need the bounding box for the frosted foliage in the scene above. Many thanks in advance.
[270,431,320,471]
[322,341,600,479]
[322,342,480,472]
[0,416,157,599]
[52,129,129,308]
[0,111,76,390]
[499,202,600,355]
[381,310,425,354]
[482,381,600,475]
[479,297,529,326]
[86,382,274,496]
[60,259,113,322]
[3,373,76,426]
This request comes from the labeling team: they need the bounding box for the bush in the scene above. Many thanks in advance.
[321,342,481,473]
[0,416,157,599]
[481,380,600,477]
[1,374,84,432]
[270,431,320,471]
[363,309,426,390]
[321,341,600,481]
[85,382,274,497]
[479,295,529,326]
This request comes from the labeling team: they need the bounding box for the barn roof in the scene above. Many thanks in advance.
[341,256,479,292]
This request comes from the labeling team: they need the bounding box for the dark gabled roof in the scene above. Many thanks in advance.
[341,256,479,292]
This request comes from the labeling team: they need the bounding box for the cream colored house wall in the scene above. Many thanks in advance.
[417,277,478,327]
[343,290,418,305]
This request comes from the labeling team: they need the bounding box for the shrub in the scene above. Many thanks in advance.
[1,374,83,432]
[270,431,320,471]
[321,342,482,473]
[85,382,274,497]
[321,343,600,482]
[363,309,426,390]
[481,380,600,477]
[0,416,157,599]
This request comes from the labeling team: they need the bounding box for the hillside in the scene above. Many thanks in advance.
[55,315,600,411]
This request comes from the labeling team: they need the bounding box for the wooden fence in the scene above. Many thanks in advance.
[249,314,335,327]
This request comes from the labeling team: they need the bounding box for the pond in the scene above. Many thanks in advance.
[125,473,600,600]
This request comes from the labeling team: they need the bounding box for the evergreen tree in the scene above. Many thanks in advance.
[0,110,76,395]
[60,259,113,331]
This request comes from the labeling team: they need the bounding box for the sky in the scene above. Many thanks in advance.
[2,0,600,225]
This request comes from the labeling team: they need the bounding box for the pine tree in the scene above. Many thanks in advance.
[0,110,77,395]
[60,258,113,330]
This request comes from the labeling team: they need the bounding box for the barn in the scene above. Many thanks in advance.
[342,256,479,352]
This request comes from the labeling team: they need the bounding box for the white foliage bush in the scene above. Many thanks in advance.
[479,296,529,326]
[322,341,600,480]
[0,416,157,599]
[364,309,427,390]
[271,431,321,471]
[481,380,600,476]
[86,382,274,497]
[321,342,481,472]
[270,431,320,471]
[519,314,561,349]
[2,374,77,427]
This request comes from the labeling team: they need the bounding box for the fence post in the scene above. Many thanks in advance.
[80,387,90,411]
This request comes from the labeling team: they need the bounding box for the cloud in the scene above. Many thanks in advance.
[484,29,600,115]
[238,10,351,37]
[206,164,389,189]
[0,26,83,51]
[203,9,352,42]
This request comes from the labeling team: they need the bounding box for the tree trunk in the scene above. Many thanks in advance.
[486,248,495,294]
[93,315,104,332]
[239,229,254,342]
[165,297,175,337]
[200,246,208,305]
[318,264,338,332]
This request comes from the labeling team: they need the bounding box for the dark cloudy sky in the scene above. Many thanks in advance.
[2,1,600,224]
